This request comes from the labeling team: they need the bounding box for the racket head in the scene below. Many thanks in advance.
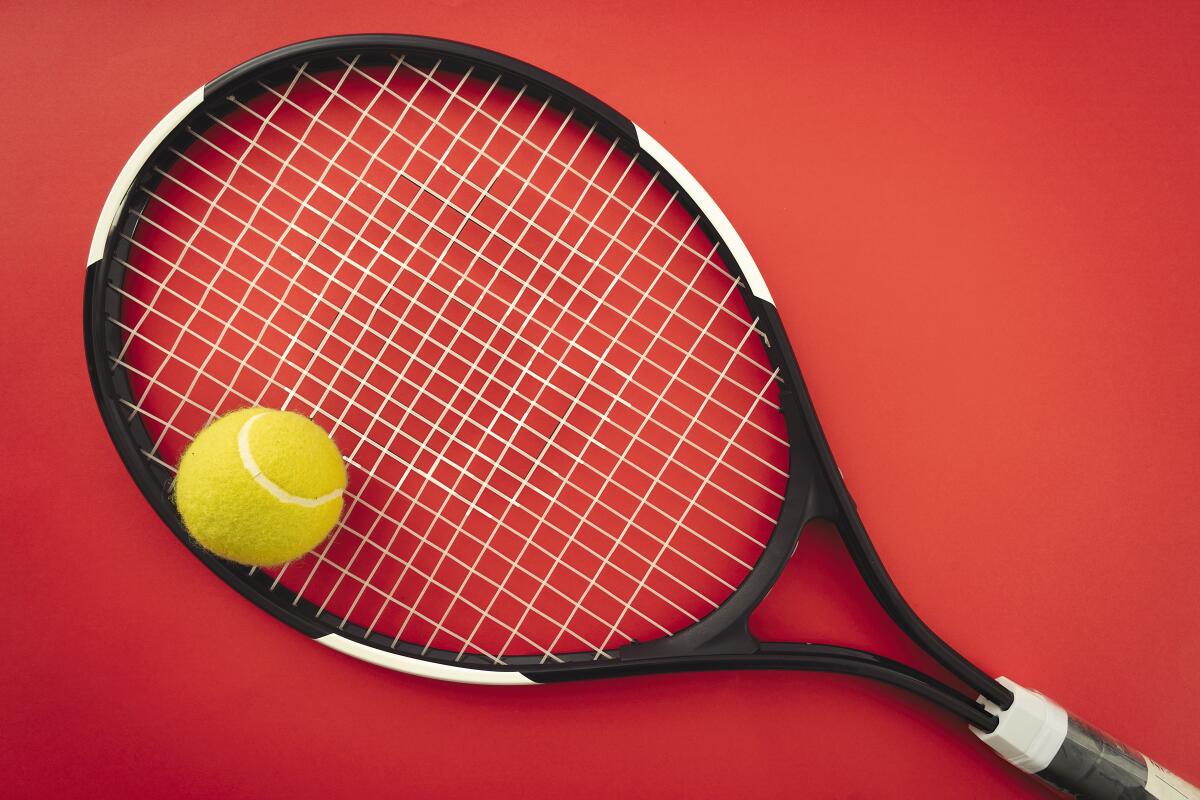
[84,34,832,682]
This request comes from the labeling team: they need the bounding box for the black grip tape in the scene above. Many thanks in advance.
[1037,715,1151,799]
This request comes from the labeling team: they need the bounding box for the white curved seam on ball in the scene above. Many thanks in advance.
[237,412,344,508]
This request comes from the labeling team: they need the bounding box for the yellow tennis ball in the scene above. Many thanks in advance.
[174,408,347,567]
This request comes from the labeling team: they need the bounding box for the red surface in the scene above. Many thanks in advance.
[3,2,1198,797]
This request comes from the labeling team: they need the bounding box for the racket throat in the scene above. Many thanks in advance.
[621,465,839,662]
[620,616,759,660]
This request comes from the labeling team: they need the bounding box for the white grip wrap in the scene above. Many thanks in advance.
[970,676,1068,774]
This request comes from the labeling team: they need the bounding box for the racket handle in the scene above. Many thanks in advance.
[971,677,1198,799]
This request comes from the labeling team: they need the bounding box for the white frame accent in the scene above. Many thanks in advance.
[971,676,1068,773]
[87,87,205,265]
[633,125,774,305]
[317,635,535,684]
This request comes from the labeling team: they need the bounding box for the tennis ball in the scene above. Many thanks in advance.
[174,408,347,567]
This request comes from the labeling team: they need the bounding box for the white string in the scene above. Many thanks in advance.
[362,128,632,648]
[281,65,503,606]
[121,221,776,594]
[583,361,781,659]
[353,58,765,346]
[459,213,722,660]
[117,191,768,633]
[528,321,767,660]
[207,111,787,461]
[141,82,700,652]
[111,274,740,603]
[307,81,546,632]
[127,403,547,664]
[178,57,441,594]
[238,78,784,413]
[204,55,409,448]
[409,113,659,658]
[277,57,460,415]
[309,80,583,653]
[116,236,770,570]
[124,178,777,592]
[112,64,309,371]
[402,110,605,655]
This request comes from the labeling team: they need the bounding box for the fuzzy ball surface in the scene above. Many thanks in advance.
[175,408,347,566]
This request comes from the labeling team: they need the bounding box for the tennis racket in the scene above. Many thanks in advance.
[84,35,1197,799]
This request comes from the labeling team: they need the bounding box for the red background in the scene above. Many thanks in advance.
[3,2,1198,797]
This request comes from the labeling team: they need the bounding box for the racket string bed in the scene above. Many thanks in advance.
[108,56,787,662]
